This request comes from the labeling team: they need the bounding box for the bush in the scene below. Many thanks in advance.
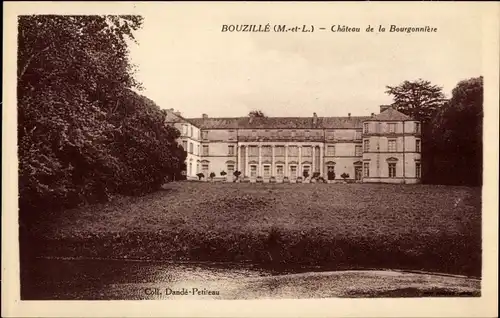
[196,173,204,180]
[233,171,241,180]
[209,172,216,180]
[341,173,350,180]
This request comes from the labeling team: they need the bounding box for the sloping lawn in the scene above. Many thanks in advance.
[26,183,482,277]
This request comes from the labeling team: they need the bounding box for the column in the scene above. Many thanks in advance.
[272,145,275,176]
[319,145,324,175]
[245,145,249,177]
[298,146,302,175]
[312,146,316,173]
[237,145,241,171]
[258,145,262,176]
[285,145,288,177]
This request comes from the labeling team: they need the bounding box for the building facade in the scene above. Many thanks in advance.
[165,106,422,184]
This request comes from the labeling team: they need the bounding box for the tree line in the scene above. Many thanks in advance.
[386,77,483,186]
[18,15,186,216]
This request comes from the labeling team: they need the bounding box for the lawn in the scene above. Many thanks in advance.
[24,182,482,277]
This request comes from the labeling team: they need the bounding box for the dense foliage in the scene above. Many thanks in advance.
[18,15,186,214]
[386,77,483,186]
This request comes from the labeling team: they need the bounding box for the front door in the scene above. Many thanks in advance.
[327,166,335,180]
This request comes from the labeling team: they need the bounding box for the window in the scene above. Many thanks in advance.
[202,164,209,175]
[276,165,284,176]
[251,130,257,138]
[250,165,257,177]
[302,146,312,157]
[196,163,200,174]
[249,146,259,156]
[305,130,310,138]
[416,139,421,152]
[227,164,235,176]
[416,162,421,178]
[202,145,209,156]
[277,130,283,138]
[228,130,235,140]
[182,141,187,150]
[275,146,285,156]
[228,145,235,156]
[290,166,297,177]
[263,165,271,178]
[202,131,208,140]
[189,162,192,175]
[364,123,369,133]
[327,145,335,156]
[189,142,194,154]
[197,145,200,155]
[355,145,362,156]
[415,122,421,133]
[363,163,370,177]
[303,166,310,176]
[388,139,396,152]
[190,126,193,137]
[288,146,298,156]
[388,163,396,178]
[262,146,272,156]
[388,123,396,133]
[291,130,296,137]
[364,140,370,152]
[182,125,188,135]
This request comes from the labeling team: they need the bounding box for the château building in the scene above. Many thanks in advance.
[165,105,422,183]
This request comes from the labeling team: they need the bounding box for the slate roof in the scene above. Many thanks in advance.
[370,107,412,121]
[187,116,371,129]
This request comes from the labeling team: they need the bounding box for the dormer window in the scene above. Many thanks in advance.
[364,123,369,133]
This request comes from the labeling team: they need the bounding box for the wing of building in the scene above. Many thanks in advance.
[165,106,422,184]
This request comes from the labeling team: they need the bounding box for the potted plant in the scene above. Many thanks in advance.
[209,172,216,182]
[220,170,227,181]
[233,170,241,182]
[341,172,349,183]
[242,175,250,183]
[270,176,276,183]
[256,176,263,183]
[196,172,204,181]
[283,176,290,183]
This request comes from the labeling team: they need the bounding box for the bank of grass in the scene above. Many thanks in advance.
[26,182,482,277]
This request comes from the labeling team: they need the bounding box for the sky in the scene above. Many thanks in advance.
[127,3,483,118]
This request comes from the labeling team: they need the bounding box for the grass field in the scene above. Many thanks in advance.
[25,182,482,277]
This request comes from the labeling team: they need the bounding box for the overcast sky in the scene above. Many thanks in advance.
[127,3,483,118]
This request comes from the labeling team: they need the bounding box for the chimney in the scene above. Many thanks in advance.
[202,113,208,119]
[380,105,392,113]
[348,113,351,118]
[174,111,181,116]
[312,112,318,126]
[371,113,375,117]
[170,108,174,111]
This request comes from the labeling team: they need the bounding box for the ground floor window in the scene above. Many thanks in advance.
[263,165,271,178]
[388,163,396,178]
[327,165,335,180]
[276,165,284,177]
[189,162,192,175]
[416,162,421,178]
[290,165,297,178]
[355,166,362,180]
[250,165,257,177]
[363,163,369,177]
[196,163,200,174]
[302,165,310,178]
[227,164,235,176]
[202,164,209,176]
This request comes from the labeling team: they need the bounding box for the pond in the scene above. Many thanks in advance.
[21,257,481,300]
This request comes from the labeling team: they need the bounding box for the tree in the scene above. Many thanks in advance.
[426,76,483,186]
[233,170,241,180]
[17,15,186,215]
[385,79,446,124]
[209,172,216,181]
[249,110,266,118]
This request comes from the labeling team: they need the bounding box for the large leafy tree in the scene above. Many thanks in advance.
[249,110,266,118]
[427,76,483,186]
[385,79,446,123]
[18,15,185,214]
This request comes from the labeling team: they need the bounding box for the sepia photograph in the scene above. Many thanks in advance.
[3,1,499,317]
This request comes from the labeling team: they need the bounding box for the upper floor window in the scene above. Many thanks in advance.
[190,126,193,137]
[182,141,187,150]
[202,145,209,156]
[275,146,285,156]
[388,123,396,133]
[388,139,396,152]
[416,139,421,152]
[291,130,296,137]
[302,146,312,157]
[364,123,369,133]
[197,145,200,155]
[327,145,335,156]
[251,130,257,138]
[364,140,370,152]
[305,130,310,138]
[201,131,208,140]
[182,125,188,135]
[262,146,272,156]
[189,142,194,154]
[415,122,421,133]
[363,162,370,177]
[249,146,259,156]
[288,146,298,156]
[416,162,421,178]
[228,145,235,156]
[355,145,362,156]
[228,130,236,140]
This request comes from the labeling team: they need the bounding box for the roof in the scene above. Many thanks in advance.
[370,107,412,121]
[186,116,371,129]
